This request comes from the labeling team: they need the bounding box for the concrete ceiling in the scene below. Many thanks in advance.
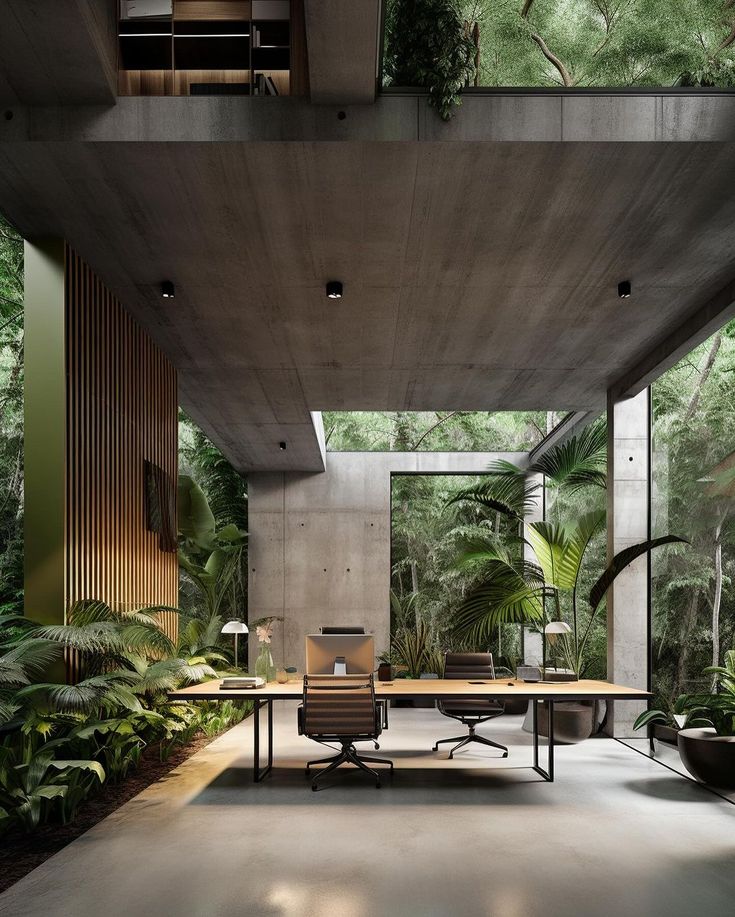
[1,102,735,472]
[0,1,117,106]
[1,5,735,473]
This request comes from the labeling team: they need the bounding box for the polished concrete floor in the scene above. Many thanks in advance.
[621,735,735,804]
[1,704,733,917]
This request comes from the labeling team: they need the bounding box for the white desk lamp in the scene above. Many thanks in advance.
[543,620,574,681]
[221,620,249,669]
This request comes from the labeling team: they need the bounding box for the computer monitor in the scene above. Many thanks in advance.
[305,634,374,675]
[320,625,365,635]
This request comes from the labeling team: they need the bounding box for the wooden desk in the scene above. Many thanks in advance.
[169,678,650,784]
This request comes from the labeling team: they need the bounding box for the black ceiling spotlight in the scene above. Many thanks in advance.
[326,280,343,299]
[161,281,175,299]
[618,280,632,299]
[279,441,287,451]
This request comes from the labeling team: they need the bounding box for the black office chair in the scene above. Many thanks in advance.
[432,652,508,759]
[298,673,393,790]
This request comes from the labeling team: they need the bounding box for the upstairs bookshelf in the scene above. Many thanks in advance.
[119,0,307,97]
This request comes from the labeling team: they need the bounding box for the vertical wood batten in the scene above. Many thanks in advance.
[64,246,178,648]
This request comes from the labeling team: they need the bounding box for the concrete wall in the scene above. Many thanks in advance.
[247,451,524,672]
[606,389,650,736]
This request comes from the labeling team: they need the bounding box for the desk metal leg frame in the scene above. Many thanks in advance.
[532,699,555,782]
[253,698,273,782]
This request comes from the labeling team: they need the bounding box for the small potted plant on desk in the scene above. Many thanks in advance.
[390,620,444,708]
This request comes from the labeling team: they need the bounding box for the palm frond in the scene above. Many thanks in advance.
[589,535,689,612]
[16,672,143,715]
[66,599,116,627]
[32,622,125,656]
[447,460,537,518]
[529,420,607,492]
[453,558,547,644]
[119,623,175,658]
[0,690,20,726]
[0,656,28,686]
[0,639,61,682]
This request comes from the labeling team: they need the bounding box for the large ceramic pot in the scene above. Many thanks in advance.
[521,700,597,743]
[502,697,529,716]
[677,727,735,789]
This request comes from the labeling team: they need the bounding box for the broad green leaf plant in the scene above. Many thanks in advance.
[178,474,247,627]
[449,423,686,676]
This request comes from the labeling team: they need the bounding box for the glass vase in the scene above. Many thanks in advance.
[255,643,276,683]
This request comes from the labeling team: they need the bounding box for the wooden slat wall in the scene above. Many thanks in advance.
[64,247,178,668]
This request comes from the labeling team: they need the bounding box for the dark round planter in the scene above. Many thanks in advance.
[502,697,529,716]
[522,700,596,743]
[677,728,735,789]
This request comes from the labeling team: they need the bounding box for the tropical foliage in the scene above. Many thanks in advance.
[651,320,735,708]
[0,602,248,836]
[384,0,477,119]
[177,472,247,635]
[0,218,252,839]
[448,428,685,676]
[386,420,610,675]
[0,216,23,618]
[635,649,735,737]
[384,0,735,104]
[178,414,248,633]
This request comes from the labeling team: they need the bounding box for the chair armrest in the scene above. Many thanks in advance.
[297,704,304,735]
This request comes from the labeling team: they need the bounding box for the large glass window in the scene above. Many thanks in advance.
[651,321,735,705]
[390,473,524,672]
[323,410,553,452]
[383,1,735,90]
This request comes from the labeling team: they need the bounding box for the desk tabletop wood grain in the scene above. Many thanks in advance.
[169,678,651,702]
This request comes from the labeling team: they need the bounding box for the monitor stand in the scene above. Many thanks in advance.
[333,655,346,675]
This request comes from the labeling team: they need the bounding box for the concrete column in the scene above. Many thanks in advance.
[24,239,66,628]
[606,388,650,736]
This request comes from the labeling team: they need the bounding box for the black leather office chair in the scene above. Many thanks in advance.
[432,652,508,759]
[299,673,393,790]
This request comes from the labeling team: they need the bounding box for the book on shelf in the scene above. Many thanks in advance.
[253,74,278,96]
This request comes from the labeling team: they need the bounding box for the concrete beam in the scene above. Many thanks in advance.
[610,277,735,401]
[0,0,117,106]
[4,93,735,143]
[304,0,381,104]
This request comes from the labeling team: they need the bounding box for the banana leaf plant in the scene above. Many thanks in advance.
[635,651,735,737]
[178,474,247,623]
[451,499,686,678]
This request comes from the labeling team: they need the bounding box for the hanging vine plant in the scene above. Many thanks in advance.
[383,0,477,121]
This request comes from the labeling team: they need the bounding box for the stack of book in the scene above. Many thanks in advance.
[220,676,265,690]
